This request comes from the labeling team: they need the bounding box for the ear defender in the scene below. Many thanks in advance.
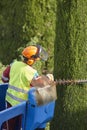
[27,59,35,66]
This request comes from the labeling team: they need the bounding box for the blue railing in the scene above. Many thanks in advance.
[0,102,26,130]
[0,84,55,130]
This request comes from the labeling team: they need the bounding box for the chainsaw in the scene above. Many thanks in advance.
[38,66,87,105]
[34,78,87,106]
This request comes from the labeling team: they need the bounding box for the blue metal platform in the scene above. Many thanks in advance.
[0,83,56,130]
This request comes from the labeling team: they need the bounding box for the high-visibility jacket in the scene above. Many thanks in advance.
[6,61,37,106]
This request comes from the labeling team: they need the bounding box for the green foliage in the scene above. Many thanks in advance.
[0,0,26,64]
[52,0,87,130]
[21,0,57,72]
[54,0,87,79]
[0,0,57,74]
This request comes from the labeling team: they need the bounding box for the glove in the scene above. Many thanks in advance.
[46,74,54,81]
[31,75,51,88]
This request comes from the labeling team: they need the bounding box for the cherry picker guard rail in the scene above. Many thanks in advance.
[0,83,56,130]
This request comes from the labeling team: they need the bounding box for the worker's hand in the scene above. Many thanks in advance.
[31,75,51,88]
[46,73,54,81]
[46,73,57,87]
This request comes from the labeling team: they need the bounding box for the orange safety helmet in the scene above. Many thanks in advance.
[22,46,38,65]
[22,46,38,59]
[22,45,48,65]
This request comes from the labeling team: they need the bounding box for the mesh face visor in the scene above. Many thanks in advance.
[37,45,48,61]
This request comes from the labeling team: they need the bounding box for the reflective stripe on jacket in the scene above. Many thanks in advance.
[6,61,37,106]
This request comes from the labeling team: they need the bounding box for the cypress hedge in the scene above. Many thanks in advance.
[0,0,26,64]
[0,0,57,72]
[51,0,87,130]
[22,0,57,72]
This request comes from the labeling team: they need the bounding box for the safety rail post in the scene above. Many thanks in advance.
[0,101,27,130]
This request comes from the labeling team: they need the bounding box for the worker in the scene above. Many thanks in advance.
[1,45,53,130]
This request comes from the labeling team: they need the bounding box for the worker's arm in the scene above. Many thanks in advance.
[1,65,10,83]
[31,75,53,88]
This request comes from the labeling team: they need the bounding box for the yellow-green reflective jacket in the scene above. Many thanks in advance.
[6,61,37,106]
